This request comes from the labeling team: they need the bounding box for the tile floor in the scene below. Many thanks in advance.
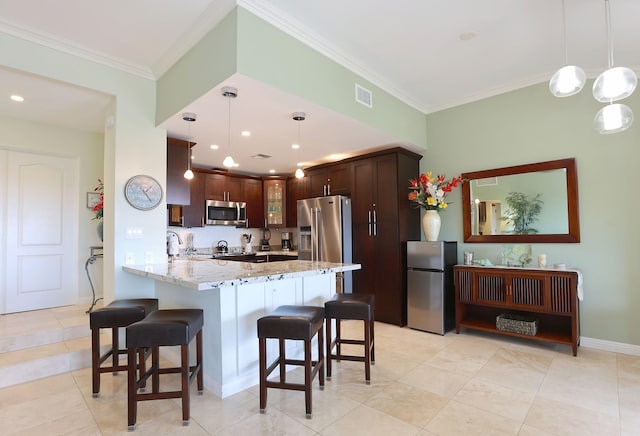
[0,305,639,435]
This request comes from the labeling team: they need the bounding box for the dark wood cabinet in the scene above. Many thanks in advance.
[351,149,421,326]
[183,171,205,227]
[307,163,351,197]
[286,176,308,228]
[454,265,580,355]
[243,177,263,228]
[205,173,242,202]
[166,137,193,206]
[263,179,286,228]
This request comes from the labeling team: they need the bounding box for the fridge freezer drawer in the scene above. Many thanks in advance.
[407,269,445,334]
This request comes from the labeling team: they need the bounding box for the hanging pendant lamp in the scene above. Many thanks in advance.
[592,0,637,103]
[222,87,238,168]
[549,0,586,97]
[182,112,196,179]
[292,112,305,179]
[594,103,634,134]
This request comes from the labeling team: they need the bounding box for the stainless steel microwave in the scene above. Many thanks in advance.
[205,200,247,226]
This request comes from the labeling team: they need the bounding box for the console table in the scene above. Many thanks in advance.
[454,265,580,356]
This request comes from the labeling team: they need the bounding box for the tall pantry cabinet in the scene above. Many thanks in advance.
[351,148,421,326]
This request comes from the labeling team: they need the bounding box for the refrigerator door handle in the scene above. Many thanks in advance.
[314,207,320,261]
[373,209,377,236]
[368,210,372,236]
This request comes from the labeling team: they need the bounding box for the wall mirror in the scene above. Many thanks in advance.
[462,158,580,243]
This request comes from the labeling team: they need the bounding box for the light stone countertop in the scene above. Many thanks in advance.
[123,259,360,291]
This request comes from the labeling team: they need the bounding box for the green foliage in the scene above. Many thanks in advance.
[501,192,543,234]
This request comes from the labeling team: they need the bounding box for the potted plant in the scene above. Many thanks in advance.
[501,192,543,234]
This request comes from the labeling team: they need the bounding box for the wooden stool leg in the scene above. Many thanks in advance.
[364,319,371,384]
[91,328,100,396]
[325,318,333,379]
[279,338,286,382]
[259,337,267,413]
[318,325,325,389]
[196,330,204,393]
[127,347,137,430]
[152,346,160,393]
[335,319,341,361]
[181,343,190,425]
[370,318,375,363]
[111,328,119,371]
[304,339,312,418]
[138,348,146,390]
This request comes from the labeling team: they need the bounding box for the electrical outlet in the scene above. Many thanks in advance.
[125,252,135,265]
[145,251,153,264]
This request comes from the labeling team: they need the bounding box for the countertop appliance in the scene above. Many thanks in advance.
[406,241,457,335]
[216,240,228,254]
[297,195,352,293]
[281,232,292,251]
[259,227,271,251]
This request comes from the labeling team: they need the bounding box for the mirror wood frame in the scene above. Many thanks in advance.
[462,158,580,243]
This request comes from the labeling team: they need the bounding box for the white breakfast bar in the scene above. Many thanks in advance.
[123,258,360,398]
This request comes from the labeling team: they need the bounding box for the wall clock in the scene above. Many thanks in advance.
[124,175,163,210]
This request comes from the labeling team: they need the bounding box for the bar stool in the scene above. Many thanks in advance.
[325,293,375,384]
[89,298,158,396]
[126,309,204,430]
[257,305,325,418]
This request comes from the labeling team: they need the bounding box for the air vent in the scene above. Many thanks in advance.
[476,177,498,187]
[355,83,373,108]
[251,154,271,159]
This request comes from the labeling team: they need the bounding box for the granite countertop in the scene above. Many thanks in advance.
[123,259,360,291]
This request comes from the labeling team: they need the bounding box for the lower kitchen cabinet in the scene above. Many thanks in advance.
[454,265,580,355]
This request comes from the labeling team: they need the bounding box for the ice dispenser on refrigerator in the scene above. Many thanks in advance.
[406,241,457,334]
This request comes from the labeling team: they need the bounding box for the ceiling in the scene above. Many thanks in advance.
[1,0,639,175]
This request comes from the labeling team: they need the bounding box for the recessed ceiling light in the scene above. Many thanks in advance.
[329,153,347,160]
[10,95,24,102]
[191,155,195,160]
[291,144,300,149]
[241,130,251,137]
[210,144,219,150]
[269,169,276,174]
[459,32,476,41]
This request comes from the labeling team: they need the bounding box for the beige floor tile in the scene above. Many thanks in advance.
[398,362,470,398]
[7,409,101,436]
[473,347,551,393]
[426,399,521,436]
[221,407,318,436]
[364,381,448,428]
[524,396,620,436]
[453,378,534,422]
[320,403,421,436]
[517,424,561,436]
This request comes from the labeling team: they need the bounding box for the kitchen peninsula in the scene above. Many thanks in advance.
[124,258,360,398]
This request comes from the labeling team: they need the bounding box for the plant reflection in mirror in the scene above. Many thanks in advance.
[501,192,543,234]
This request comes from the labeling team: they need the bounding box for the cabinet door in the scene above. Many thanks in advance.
[243,178,263,229]
[351,159,374,225]
[264,179,285,227]
[352,221,375,296]
[510,275,546,310]
[226,176,243,201]
[327,163,351,195]
[205,173,226,200]
[307,168,328,197]
[183,171,205,227]
[166,138,191,205]
[286,176,308,227]
[475,272,508,306]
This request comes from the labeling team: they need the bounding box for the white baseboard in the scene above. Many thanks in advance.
[580,336,640,356]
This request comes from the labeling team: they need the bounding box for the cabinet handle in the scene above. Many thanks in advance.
[180,216,184,227]
[373,209,377,236]
[201,217,204,227]
[327,184,331,196]
[368,210,372,236]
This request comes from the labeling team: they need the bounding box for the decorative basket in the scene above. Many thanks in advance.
[496,313,538,336]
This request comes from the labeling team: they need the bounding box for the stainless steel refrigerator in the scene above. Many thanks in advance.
[297,195,352,293]
[406,241,457,334]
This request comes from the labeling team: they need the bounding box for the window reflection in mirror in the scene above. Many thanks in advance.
[462,158,580,243]
[470,170,569,236]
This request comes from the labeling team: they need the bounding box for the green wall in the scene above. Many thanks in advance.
[426,81,640,345]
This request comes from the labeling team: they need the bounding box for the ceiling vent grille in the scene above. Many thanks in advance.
[251,153,271,159]
[355,83,373,108]
[476,177,498,187]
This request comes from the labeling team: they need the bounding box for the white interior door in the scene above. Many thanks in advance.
[4,151,78,313]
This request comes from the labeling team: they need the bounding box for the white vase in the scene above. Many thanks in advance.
[422,210,441,241]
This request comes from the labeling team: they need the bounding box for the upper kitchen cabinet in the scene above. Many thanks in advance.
[351,148,421,326]
[286,176,308,228]
[307,163,351,197]
[243,177,264,228]
[166,137,193,205]
[263,178,286,228]
[204,173,242,202]
[183,170,206,227]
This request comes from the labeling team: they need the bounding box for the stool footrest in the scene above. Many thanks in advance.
[335,338,366,346]
[329,354,367,363]
[265,381,308,392]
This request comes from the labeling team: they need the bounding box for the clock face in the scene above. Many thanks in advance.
[124,175,163,210]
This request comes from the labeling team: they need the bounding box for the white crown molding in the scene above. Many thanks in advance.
[0,18,154,80]
[238,0,426,113]
[581,336,640,356]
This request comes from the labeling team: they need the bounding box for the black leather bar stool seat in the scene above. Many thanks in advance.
[89,298,158,396]
[257,305,325,418]
[126,309,204,430]
[325,293,375,384]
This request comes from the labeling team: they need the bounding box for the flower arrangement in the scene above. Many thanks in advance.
[408,171,462,211]
[92,179,104,221]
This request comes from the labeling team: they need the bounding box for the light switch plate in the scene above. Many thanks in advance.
[125,252,135,265]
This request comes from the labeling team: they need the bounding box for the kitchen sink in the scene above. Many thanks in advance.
[212,253,297,263]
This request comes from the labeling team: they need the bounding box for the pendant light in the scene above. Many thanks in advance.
[182,112,196,179]
[592,0,637,103]
[594,103,634,134]
[549,0,586,97]
[293,112,305,179]
[222,86,238,168]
